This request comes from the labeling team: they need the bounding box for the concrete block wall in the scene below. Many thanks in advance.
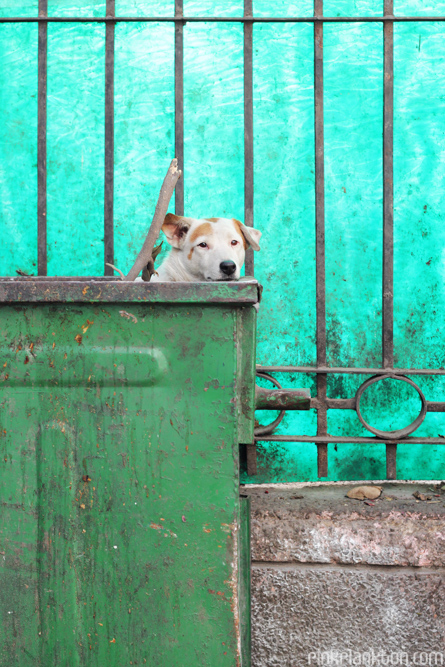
[245,484,445,667]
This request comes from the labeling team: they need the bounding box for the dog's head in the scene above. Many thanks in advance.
[161,214,261,281]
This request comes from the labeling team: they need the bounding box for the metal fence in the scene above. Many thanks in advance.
[2,2,445,479]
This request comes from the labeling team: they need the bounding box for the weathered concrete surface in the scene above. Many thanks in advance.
[251,565,445,667]
[245,483,445,567]
[244,483,445,666]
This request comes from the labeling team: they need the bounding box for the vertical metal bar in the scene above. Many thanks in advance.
[38,0,48,276]
[384,1,396,479]
[316,377,328,478]
[244,0,256,472]
[383,0,394,367]
[244,0,254,276]
[175,0,184,215]
[246,443,257,476]
[386,443,397,480]
[104,0,115,276]
[314,0,327,477]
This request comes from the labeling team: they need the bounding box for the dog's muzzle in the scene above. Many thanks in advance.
[219,260,237,277]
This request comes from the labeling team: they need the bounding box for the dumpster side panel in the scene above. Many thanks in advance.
[235,307,256,446]
[0,302,251,666]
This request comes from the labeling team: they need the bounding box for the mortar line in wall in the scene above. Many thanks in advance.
[251,561,445,574]
[242,479,445,489]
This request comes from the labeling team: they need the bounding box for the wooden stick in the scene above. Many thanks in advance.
[106,263,125,280]
[125,159,182,281]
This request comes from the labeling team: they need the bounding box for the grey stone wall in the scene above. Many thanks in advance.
[244,483,445,667]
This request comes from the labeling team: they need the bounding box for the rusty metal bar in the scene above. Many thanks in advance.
[257,365,445,376]
[175,0,184,215]
[315,397,445,412]
[255,372,285,438]
[314,0,325,371]
[383,0,394,368]
[316,379,328,477]
[255,386,310,410]
[383,0,396,478]
[3,16,445,23]
[37,0,47,276]
[244,0,254,276]
[246,443,257,476]
[314,0,327,478]
[256,435,445,445]
[317,443,328,479]
[104,0,115,276]
[386,443,397,479]
[314,398,356,410]
[426,402,445,412]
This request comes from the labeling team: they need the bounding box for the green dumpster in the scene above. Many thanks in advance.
[0,277,259,667]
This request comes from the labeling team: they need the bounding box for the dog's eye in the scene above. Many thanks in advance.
[231,240,239,246]
[198,242,208,248]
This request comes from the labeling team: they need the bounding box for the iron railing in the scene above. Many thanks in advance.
[2,3,445,478]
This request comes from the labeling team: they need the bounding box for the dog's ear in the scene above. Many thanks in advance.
[234,219,262,251]
[162,213,192,249]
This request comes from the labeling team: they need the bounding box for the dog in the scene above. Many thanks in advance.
[150,214,261,282]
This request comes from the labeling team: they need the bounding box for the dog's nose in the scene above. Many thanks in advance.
[220,260,237,276]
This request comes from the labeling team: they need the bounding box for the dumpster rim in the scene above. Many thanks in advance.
[0,277,261,304]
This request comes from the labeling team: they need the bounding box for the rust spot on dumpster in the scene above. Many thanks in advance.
[82,319,94,333]
[75,334,82,345]
[118,452,128,467]
[208,589,229,601]
[119,310,138,324]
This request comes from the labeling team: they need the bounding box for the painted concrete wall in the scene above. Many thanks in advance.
[0,1,444,481]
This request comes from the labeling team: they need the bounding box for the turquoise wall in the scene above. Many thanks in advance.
[1,1,444,481]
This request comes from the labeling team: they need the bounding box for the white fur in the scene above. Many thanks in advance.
[150,215,261,283]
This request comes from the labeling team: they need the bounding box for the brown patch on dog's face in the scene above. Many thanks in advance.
[232,219,248,249]
[187,247,194,261]
[205,218,219,222]
[189,222,213,244]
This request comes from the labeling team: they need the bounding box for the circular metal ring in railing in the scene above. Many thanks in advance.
[254,371,286,437]
[355,373,427,440]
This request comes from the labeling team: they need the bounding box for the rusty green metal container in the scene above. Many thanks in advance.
[0,277,259,667]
